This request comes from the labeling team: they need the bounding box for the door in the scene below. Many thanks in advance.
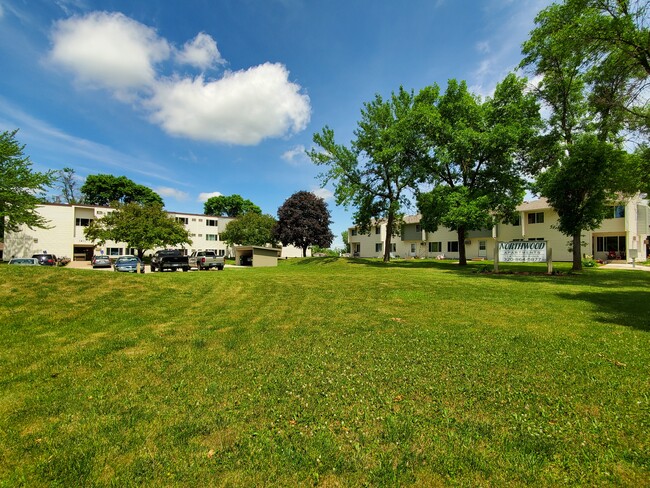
[410,243,416,256]
[478,240,487,258]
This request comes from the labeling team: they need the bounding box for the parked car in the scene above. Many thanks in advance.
[8,257,40,266]
[32,253,57,266]
[150,249,190,272]
[92,255,112,268]
[189,250,225,271]
[113,255,145,273]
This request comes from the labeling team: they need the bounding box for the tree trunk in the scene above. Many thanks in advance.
[303,245,308,258]
[458,228,467,266]
[572,232,582,271]
[383,212,394,262]
[137,248,145,260]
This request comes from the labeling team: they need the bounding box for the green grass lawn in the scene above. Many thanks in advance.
[1,259,648,486]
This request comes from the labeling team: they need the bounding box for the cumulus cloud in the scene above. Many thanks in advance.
[175,32,224,70]
[312,187,333,201]
[50,11,170,91]
[282,144,309,165]
[198,191,222,202]
[49,12,311,145]
[157,186,189,201]
[148,63,310,144]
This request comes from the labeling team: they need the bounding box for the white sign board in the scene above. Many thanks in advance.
[498,241,547,263]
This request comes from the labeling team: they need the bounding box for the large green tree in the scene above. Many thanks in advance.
[274,191,334,257]
[0,130,55,238]
[80,174,163,207]
[415,75,542,266]
[84,202,191,259]
[535,134,627,267]
[309,87,426,262]
[221,213,277,247]
[204,194,262,217]
[521,0,645,270]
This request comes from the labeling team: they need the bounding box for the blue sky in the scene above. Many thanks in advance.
[0,0,552,247]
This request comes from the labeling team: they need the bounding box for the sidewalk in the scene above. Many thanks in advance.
[600,262,650,272]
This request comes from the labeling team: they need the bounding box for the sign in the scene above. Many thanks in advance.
[498,241,547,263]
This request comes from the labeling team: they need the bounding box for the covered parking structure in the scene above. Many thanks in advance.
[234,246,281,267]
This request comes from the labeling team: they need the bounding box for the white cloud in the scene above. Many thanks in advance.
[175,32,224,70]
[148,63,311,144]
[476,41,490,54]
[312,187,333,201]
[50,11,170,91]
[198,191,222,202]
[282,144,309,165]
[157,186,189,201]
[49,12,312,145]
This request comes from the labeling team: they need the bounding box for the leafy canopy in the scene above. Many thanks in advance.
[80,174,163,207]
[274,191,334,257]
[416,74,542,265]
[221,213,277,247]
[0,129,55,237]
[309,87,426,262]
[204,194,262,217]
[84,202,191,259]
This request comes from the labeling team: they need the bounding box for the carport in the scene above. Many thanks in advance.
[234,246,281,267]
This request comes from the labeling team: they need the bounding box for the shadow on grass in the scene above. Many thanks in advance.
[298,257,650,288]
[555,290,650,332]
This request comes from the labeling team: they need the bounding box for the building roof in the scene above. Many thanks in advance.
[517,198,550,212]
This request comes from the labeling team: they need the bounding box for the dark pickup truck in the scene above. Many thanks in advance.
[150,249,190,272]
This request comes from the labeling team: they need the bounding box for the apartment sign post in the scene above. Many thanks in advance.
[494,241,553,273]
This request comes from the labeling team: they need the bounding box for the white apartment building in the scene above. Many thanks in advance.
[2,203,306,260]
[349,196,650,262]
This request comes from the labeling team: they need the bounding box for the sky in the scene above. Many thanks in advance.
[0,0,554,248]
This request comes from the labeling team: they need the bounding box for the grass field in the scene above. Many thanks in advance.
[0,258,648,486]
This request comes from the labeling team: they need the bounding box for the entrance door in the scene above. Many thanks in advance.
[410,243,416,256]
[478,240,487,258]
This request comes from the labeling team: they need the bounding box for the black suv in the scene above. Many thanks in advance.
[32,253,57,266]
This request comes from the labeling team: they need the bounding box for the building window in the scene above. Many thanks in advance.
[527,212,544,224]
[375,243,383,252]
[198,234,202,237]
[176,217,189,225]
[206,219,218,227]
[217,249,225,257]
[107,247,123,256]
[192,218,196,222]
[528,237,545,241]
[206,234,218,241]
[351,228,358,236]
[375,226,381,235]
[596,236,626,252]
[415,224,421,232]
[612,206,625,218]
[390,243,397,253]
[429,242,442,253]
[75,218,93,226]
[447,241,459,253]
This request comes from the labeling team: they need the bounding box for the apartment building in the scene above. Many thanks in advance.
[349,196,650,262]
[2,203,305,260]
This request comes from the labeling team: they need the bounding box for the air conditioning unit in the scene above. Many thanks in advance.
[464,240,472,245]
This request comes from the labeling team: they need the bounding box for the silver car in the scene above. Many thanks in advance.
[8,257,40,266]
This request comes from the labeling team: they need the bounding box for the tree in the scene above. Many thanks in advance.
[309,87,426,262]
[521,0,649,136]
[80,174,163,207]
[221,213,277,247]
[274,191,334,257]
[0,130,55,238]
[521,1,644,270]
[204,194,262,217]
[415,75,542,265]
[84,202,191,259]
[535,134,628,268]
[56,167,82,204]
